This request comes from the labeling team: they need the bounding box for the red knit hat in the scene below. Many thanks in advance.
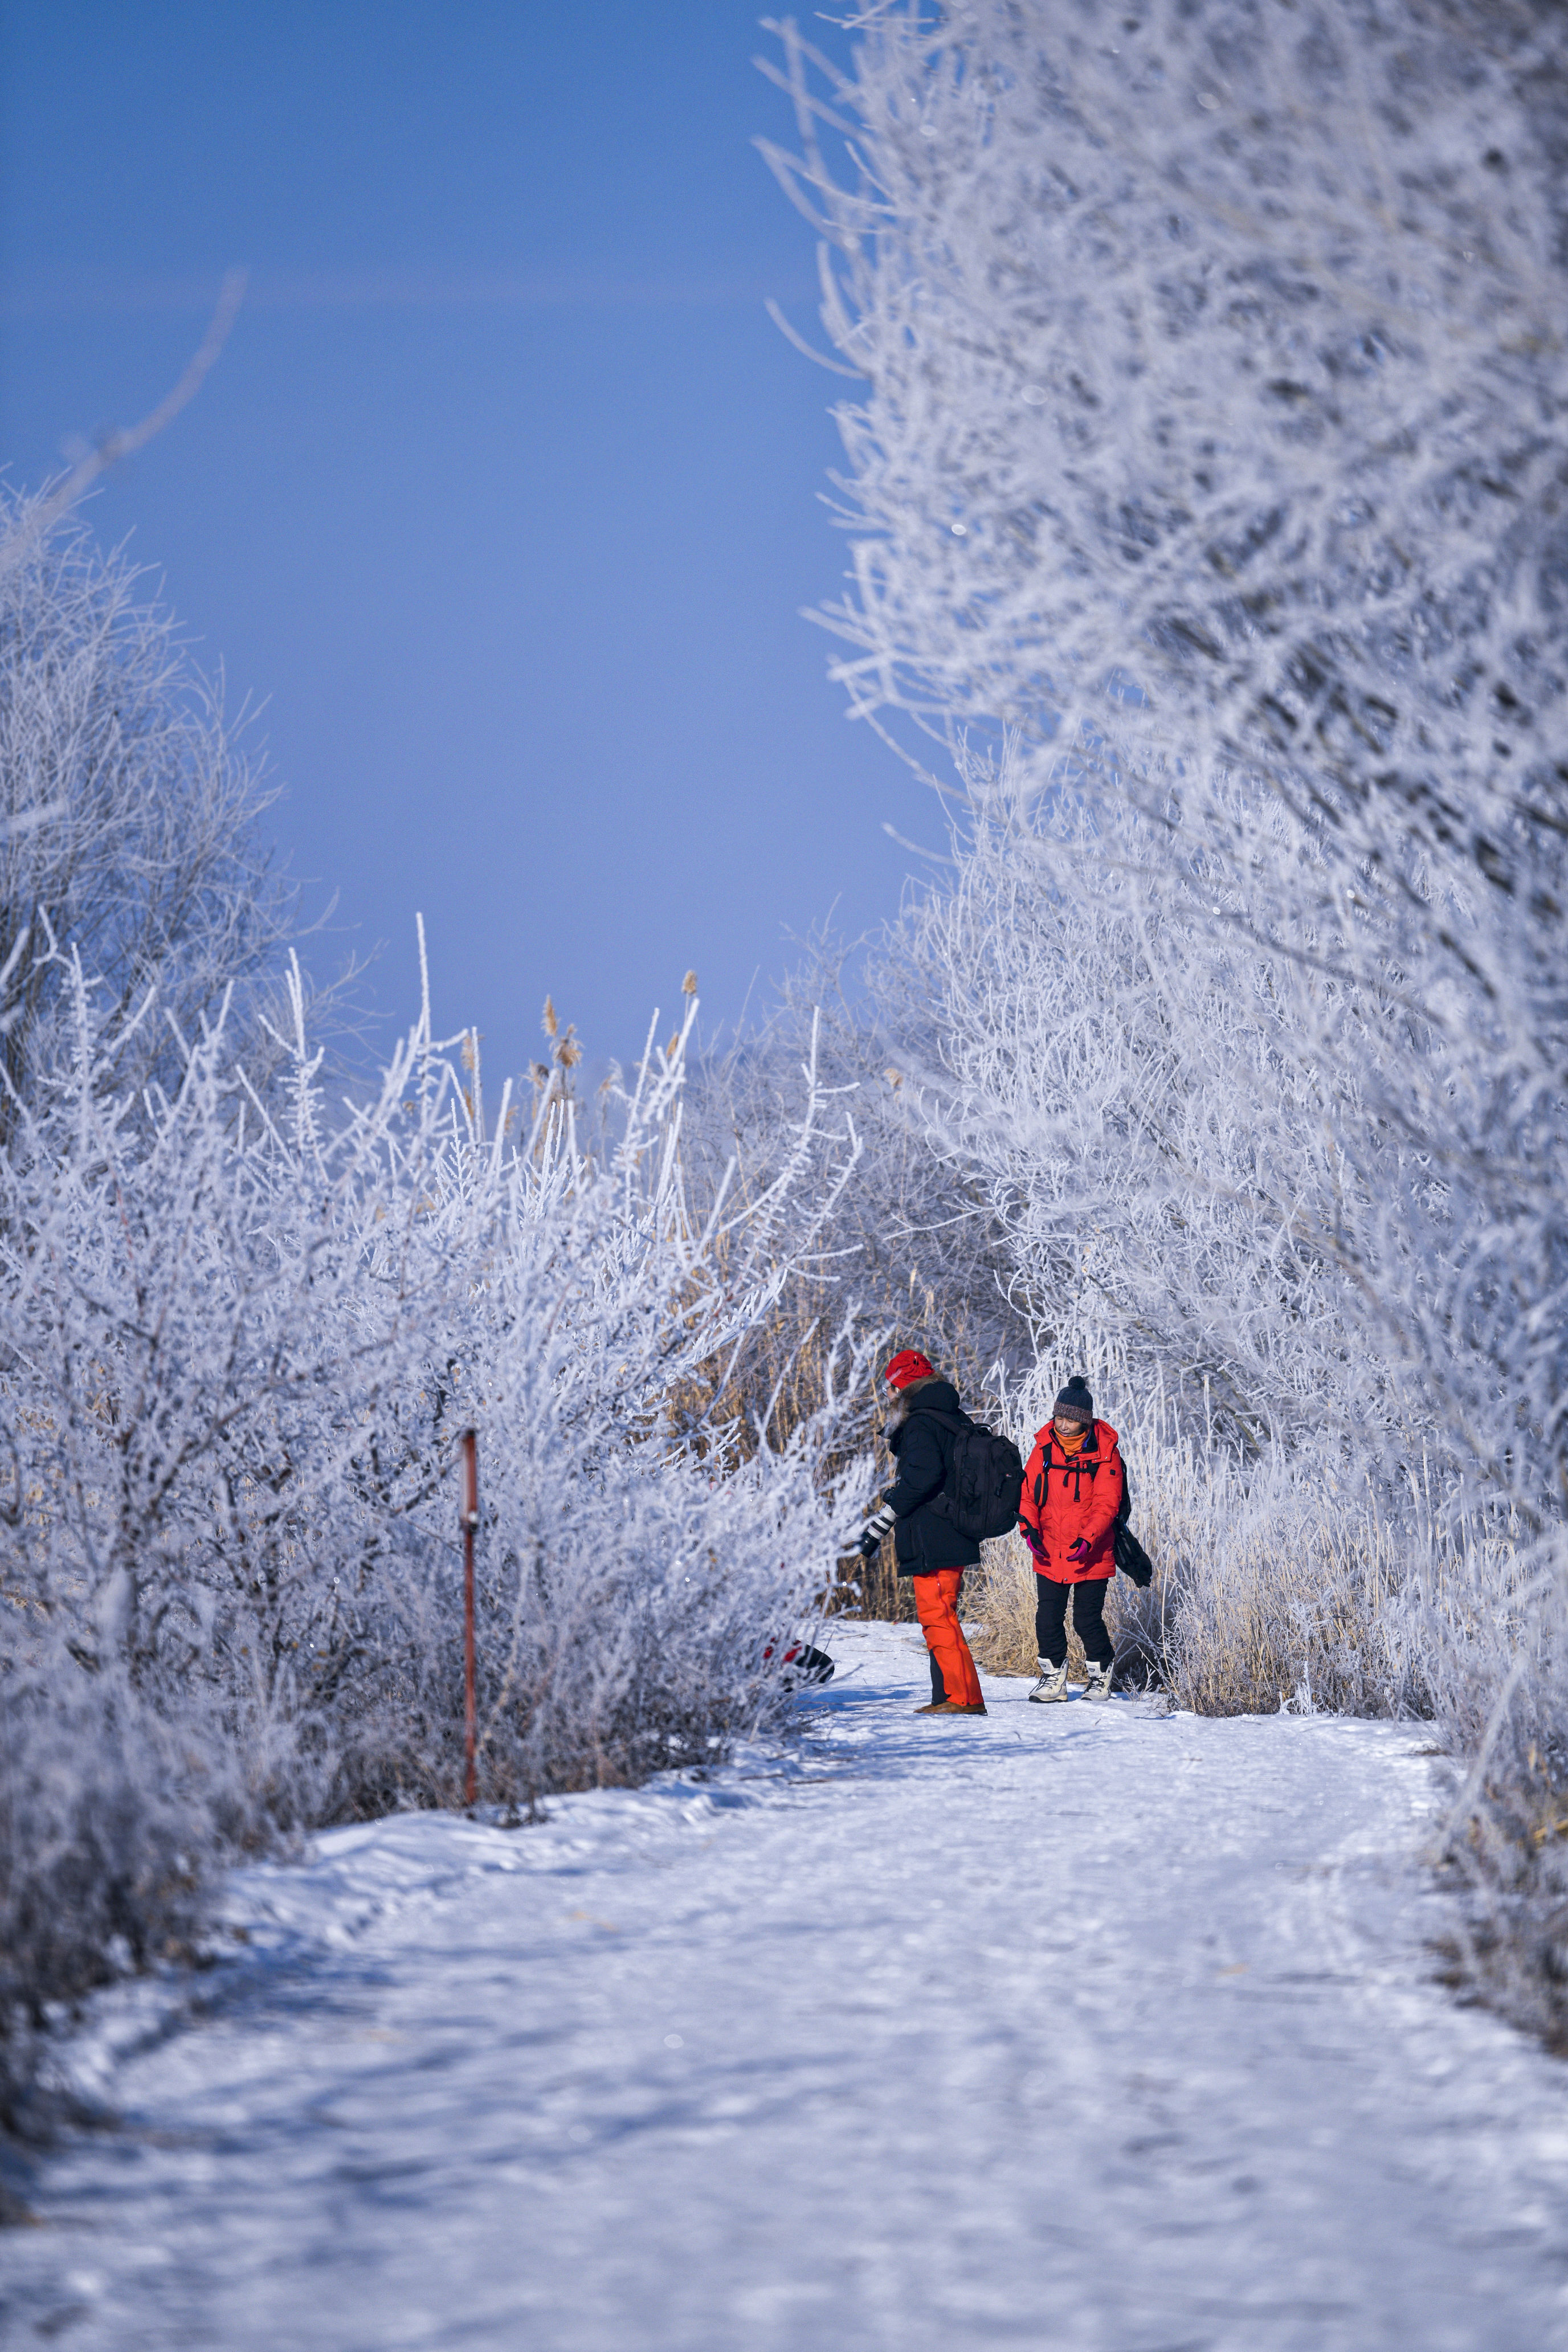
[884,1349,936,1390]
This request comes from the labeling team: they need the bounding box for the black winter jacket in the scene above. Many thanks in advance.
[881,1381,984,1575]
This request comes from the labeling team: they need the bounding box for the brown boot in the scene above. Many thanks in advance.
[914,1700,987,1716]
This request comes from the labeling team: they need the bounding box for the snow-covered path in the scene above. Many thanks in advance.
[6,1626,1568,2350]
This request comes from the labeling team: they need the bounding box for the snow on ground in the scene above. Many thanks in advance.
[5,1624,1568,2350]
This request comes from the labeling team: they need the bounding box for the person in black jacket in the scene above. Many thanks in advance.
[858,1349,987,1717]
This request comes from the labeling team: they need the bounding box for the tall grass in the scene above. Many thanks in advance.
[962,1345,1532,1723]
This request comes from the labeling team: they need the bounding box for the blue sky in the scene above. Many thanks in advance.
[0,3,916,1080]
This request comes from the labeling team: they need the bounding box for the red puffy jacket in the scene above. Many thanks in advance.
[1018,1418,1125,1584]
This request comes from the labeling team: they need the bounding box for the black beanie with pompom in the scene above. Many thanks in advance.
[1054,1374,1095,1424]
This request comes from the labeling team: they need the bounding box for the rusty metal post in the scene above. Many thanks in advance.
[460,1427,479,1807]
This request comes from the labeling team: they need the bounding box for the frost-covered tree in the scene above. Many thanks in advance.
[879,775,1374,1442]
[765,0,1568,2022]
[0,494,296,1137]
[765,0,1567,1494]
[0,476,872,2101]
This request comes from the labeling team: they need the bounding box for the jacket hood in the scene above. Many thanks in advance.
[885,1376,962,1431]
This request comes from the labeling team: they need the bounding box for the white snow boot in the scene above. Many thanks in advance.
[1083,1658,1115,1702]
[1028,1659,1070,1704]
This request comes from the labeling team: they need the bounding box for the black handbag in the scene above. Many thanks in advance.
[1113,1520,1154,1589]
[1113,1457,1155,1588]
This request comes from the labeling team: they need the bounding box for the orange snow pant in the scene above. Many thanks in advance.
[913,1569,983,1709]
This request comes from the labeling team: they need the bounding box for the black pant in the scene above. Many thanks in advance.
[1035,1575,1113,1668]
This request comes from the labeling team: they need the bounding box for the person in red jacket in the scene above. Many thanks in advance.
[1017,1374,1125,1702]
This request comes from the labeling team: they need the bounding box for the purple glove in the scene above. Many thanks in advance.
[1020,1522,1047,1563]
[1067,1537,1091,1564]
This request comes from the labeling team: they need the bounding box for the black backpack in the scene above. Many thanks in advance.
[925,1410,1024,1542]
